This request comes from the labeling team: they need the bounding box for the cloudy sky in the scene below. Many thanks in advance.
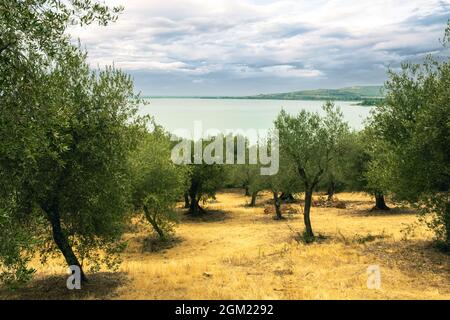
[70,0,450,96]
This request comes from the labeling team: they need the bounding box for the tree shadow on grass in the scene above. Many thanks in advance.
[261,198,301,206]
[343,206,417,217]
[222,188,248,196]
[0,272,128,300]
[142,236,183,253]
[361,240,450,286]
[181,209,230,223]
[242,202,266,209]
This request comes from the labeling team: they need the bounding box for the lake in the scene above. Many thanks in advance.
[138,98,373,140]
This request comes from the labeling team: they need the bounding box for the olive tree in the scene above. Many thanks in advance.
[0,1,139,284]
[176,137,227,216]
[230,142,264,206]
[229,144,261,208]
[369,22,450,245]
[265,160,301,220]
[130,124,187,240]
[186,164,227,215]
[275,102,349,241]
[336,130,391,210]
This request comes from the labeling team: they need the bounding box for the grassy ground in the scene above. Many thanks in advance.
[1,190,449,300]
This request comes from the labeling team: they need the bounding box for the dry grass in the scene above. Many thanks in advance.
[1,190,449,300]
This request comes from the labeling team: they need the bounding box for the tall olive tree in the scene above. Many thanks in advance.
[368,22,450,245]
[0,1,139,284]
[275,102,349,241]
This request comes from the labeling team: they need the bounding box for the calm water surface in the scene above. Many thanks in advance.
[138,98,373,138]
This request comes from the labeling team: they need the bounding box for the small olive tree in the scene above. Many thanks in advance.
[130,124,187,240]
[231,143,265,206]
[265,160,301,220]
[336,130,390,210]
[181,137,228,215]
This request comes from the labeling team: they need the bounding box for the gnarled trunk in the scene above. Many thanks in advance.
[303,188,315,241]
[280,192,295,203]
[144,206,165,240]
[250,191,258,207]
[188,190,205,215]
[273,192,283,220]
[44,204,87,283]
[372,192,390,211]
[184,192,190,209]
[244,185,250,196]
[187,180,205,215]
[327,181,335,201]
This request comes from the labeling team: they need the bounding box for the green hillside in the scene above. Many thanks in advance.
[145,86,385,105]
[244,85,383,101]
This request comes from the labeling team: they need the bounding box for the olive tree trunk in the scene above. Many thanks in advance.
[373,192,390,211]
[273,192,283,220]
[250,191,258,207]
[144,206,165,240]
[45,204,87,283]
[187,190,205,215]
[184,192,190,209]
[244,185,250,196]
[303,188,315,241]
[444,201,450,245]
[327,181,335,201]
[280,192,295,202]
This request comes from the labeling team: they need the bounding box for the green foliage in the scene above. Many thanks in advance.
[0,1,122,62]
[418,195,450,248]
[230,162,259,192]
[363,135,392,197]
[275,102,349,189]
[130,124,187,240]
[241,137,302,218]
[369,22,450,244]
[174,135,229,215]
[227,137,260,193]
[0,0,139,285]
[443,18,450,47]
[356,98,384,106]
[0,207,40,287]
[330,128,391,211]
[187,156,227,215]
[317,130,366,197]
[275,102,349,237]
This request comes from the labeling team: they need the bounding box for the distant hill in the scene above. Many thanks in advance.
[144,85,385,105]
[243,86,384,102]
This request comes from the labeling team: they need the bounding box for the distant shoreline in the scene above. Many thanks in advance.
[141,96,381,106]
[141,85,384,106]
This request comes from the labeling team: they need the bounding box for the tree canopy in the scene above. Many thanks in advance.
[275,102,349,240]
[0,0,140,285]
[130,124,187,240]
[368,21,450,245]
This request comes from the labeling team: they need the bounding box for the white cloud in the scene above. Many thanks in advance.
[69,0,450,94]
